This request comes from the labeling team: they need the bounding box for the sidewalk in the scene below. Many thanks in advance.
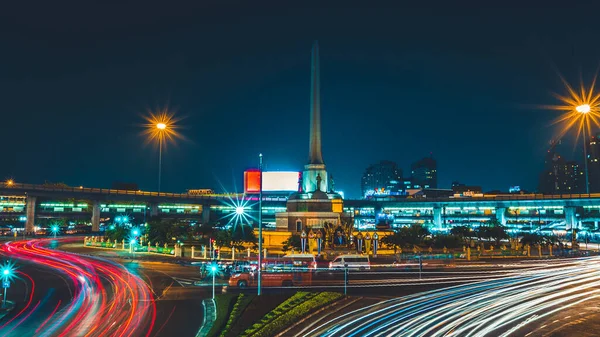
[0,301,16,321]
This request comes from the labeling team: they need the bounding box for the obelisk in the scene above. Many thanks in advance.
[303,41,328,193]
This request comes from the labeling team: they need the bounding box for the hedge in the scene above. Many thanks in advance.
[220,293,255,337]
[207,294,238,337]
[244,292,343,337]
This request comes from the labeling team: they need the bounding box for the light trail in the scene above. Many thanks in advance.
[0,238,157,337]
[304,256,600,337]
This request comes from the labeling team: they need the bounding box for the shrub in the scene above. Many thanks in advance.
[244,292,343,337]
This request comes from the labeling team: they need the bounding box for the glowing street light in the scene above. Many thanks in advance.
[1,261,16,308]
[210,264,218,299]
[5,179,14,187]
[142,109,184,193]
[542,76,600,194]
[577,104,592,194]
[235,206,245,215]
[577,104,591,114]
[51,225,59,238]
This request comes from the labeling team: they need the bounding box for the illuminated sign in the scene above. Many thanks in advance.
[244,170,299,193]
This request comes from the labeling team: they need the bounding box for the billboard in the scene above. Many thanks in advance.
[244,170,299,193]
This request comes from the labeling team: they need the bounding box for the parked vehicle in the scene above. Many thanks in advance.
[329,254,370,270]
[281,253,317,269]
[228,269,313,288]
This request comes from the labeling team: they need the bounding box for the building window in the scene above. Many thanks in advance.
[296,220,302,232]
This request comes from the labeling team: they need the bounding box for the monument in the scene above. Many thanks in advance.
[276,41,352,243]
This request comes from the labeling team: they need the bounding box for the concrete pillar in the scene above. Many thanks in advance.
[565,206,577,230]
[231,247,235,261]
[433,206,442,228]
[595,221,599,230]
[495,207,506,225]
[150,203,159,217]
[25,195,36,234]
[91,201,100,232]
[191,246,196,258]
[202,205,211,225]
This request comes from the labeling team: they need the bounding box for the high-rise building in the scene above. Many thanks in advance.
[588,132,600,192]
[361,161,402,197]
[538,141,584,194]
[411,155,437,189]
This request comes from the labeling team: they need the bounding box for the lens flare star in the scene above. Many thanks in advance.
[220,194,257,230]
[540,73,600,143]
[141,107,185,146]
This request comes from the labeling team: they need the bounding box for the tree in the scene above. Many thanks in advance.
[214,225,258,250]
[520,233,559,246]
[450,225,473,244]
[432,234,463,249]
[478,219,508,246]
[404,224,430,246]
[381,231,406,253]
[105,225,129,242]
[282,234,301,253]
[381,224,430,252]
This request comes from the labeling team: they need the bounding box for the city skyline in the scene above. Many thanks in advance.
[3,3,600,198]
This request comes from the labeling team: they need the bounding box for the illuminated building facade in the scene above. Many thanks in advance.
[411,155,437,189]
[539,142,584,194]
[588,132,600,192]
[361,160,403,198]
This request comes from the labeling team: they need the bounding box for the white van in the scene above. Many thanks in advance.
[329,254,370,270]
[281,253,317,269]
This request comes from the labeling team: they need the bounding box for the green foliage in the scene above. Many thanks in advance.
[243,292,343,337]
[432,234,463,249]
[520,233,559,246]
[105,224,129,242]
[450,225,473,240]
[381,224,430,251]
[220,293,255,337]
[214,225,258,250]
[207,294,238,337]
[477,220,508,246]
[282,234,301,253]
[146,216,195,244]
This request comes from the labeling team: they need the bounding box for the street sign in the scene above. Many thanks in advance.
[2,281,9,288]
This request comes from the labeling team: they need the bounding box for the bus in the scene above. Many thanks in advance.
[227,258,314,288]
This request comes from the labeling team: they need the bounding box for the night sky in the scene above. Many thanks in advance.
[2,2,600,198]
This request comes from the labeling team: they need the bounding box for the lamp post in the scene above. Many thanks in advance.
[576,104,591,194]
[51,225,59,238]
[258,153,263,296]
[156,122,166,193]
[1,262,15,309]
[211,264,217,299]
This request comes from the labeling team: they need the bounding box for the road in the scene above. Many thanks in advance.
[0,238,208,337]
[298,256,600,336]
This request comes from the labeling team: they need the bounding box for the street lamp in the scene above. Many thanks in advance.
[142,110,183,194]
[5,179,14,187]
[1,261,16,309]
[258,153,263,296]
[51,225,59,238]
[210,264,217,299]
[577,104,591,194]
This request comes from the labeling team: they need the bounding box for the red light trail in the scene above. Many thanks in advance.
[0,239,157,337]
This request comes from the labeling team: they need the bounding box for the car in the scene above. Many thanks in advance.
[329,254,370,270]
[281,253,317,270]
